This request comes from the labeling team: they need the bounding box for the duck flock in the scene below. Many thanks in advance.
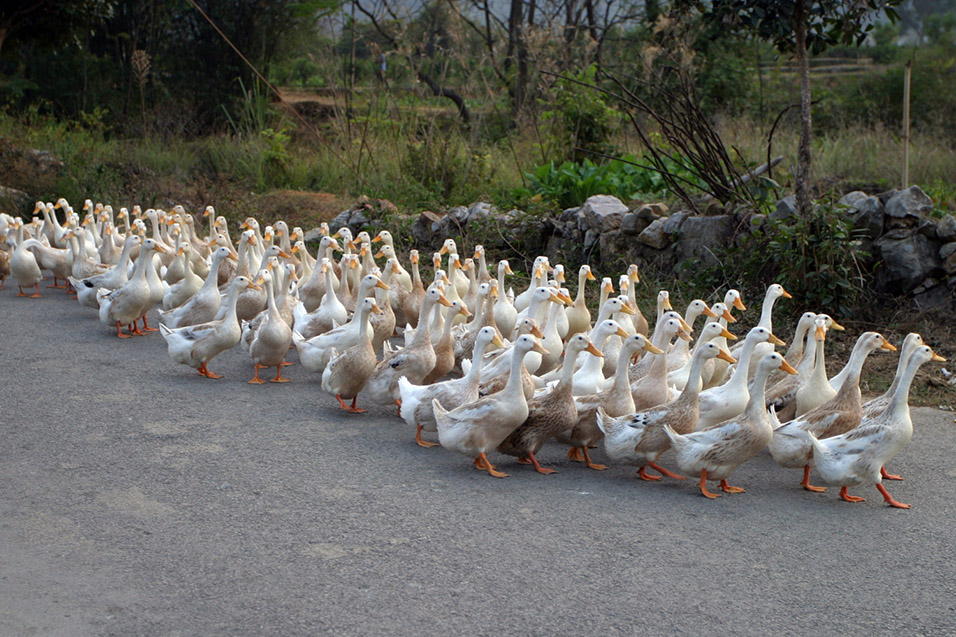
[0,199,946,508]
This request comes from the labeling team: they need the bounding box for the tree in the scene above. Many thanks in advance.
[697,0,901,216]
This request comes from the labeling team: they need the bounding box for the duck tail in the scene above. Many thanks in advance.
[595,406,621,437]
[662,423,686,450]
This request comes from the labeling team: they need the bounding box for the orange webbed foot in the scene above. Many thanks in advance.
[881,466,903,481]
[567,447,584,462]
[637,466,662,481]
[581,447,607,471]
[648,461,686,480]
[801,465,827,492]
[876,483,910,509]
[415,425,439,448]
[839,487,865,503]
[698,469,721,499]
[719,480,745,494]
[523,453,556,475]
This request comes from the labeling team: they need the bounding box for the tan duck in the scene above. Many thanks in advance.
[664,352,797,498]
[623,264,648,336]
[559,333,664,471]
[765,316,825,421]
[298,236,340,312]
[496,333,602,473]
[564,264,596,340]
[433,334,549,478]
[630,317,690,409]
[362,288,451,409]
[402,250,426,329]
[321,297,384,412]
[599,342,737,480]
[97,239,167,337]
[422,300,471,384]
[769,332,896,493]
[244,268,294,384]
[400,326,504,447]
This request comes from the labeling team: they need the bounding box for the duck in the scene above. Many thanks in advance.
[439,239,470,297]
[475,319,543,400]
[293,258,349,338]
[630,317,690,409]
[599,342,737,480]
[157,247,237,328]
[472,244,493,284]
[765,315,826,421]
[97,238,167,337]
[706,290,746,386]
[159,276,259,378]
[768,332,896,493]
[400,326,504,447]
[293,278,392,373]
[513,257,549,312]
[696,327,784,430]
[496,333,602,473]
[321,297,384,411]
[69,234,142,309]
[666,299,717,371]
[0,241,9,289]
[453,282,496,369]
[492,259,517,337]
[244,268,295,384]
[9,219,43,297]
[162,243,204,310]
[433,334,549,477]
[559,333,664,471]
[535,293,568,375]
[564,264,596,339]
[23,234,71,291]
[361,288,451,409]
[793,318,838,417]
[731,283,792,376]
[799,345,945,508]
[664,352,798,498]
[298,236,340,312]
[402,250,426,329]
[861,333,924,420]
[570,319,630,395]
[422,300,471,384]
[666,321,738,392]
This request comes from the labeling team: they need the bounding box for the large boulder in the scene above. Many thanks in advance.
[676,215,735,267]
[873,228,942,292]
[410,210,443,245]
[936,214,956,242]
[0,185,31,214]
[770,195,798,221]
[839,192,885,240]
[885,185,933,219]
[580,195,627,232]
[637,217,670,249]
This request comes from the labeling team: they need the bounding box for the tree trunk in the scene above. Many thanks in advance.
[793,0,812,217]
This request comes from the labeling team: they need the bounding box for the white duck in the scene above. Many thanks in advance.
[9,219,43,297]
[861,333,924,420]
[293,258,349,338]
[97,239,167,337]
[244,268,295,384]
[158,247,237,329]
[492,259,518,337]
[799,345,945,508]
[159,276,259,379]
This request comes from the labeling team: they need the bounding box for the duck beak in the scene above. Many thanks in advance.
[586,270,596,281]
[548,291,564,304]
[679,317,693,333]
[663,297,673,310]
[532,341,549,355]
[439,244,449,255]
[371,302,384,315]
[702,306,718,319]
[437,294,452,307]
[733,297,746,311]
[677,329,692,342]
[620,303,637,315]
[720,328,737,340]
[829,320,846,331]
[779,359,799,375]
[154,244,169,254]
[781,287,793,299]
[643,342,665,355]
[375,280,391,290]
[277,250,292,259]
[768,333,786,346]
[722,309,736,323]
[815,325,826,339]
[931,350,947,362]
[392,263,401,274]
[585,342,604,357]
[372,234,383,243]
[458,304,472,318]
[530,325,544,338]
[374,250,385,259]
[410,253,419,264]
[881,341,898,352]
[717,349,737,364]
[491,333,506,349]
[505,264,514,275]
[615,327,630,338]
[559,291,573,305]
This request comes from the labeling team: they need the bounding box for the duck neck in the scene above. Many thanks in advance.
[558,345,584,390]
[575,272,588,306]
[412,260,423,291]
[199,253,224,292]
[725,335,760,391]
[745,362,775,419]
[411,299,434,347]
[675,349,708,405]
[758,292,776,331]
[808,337,828,384]
[883,343,916,400]
[439,305,457,341]
[885,354,923,419]
[785,319,811,362]
[831,338,871,391]
[502,346,529,400]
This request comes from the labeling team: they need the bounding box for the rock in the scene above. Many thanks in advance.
[874,230,942,291]
[411,210,443,245]
[676,215,734,267]
[635,204,663,223]
[912,278,950,308]
[885,185,933,219]
[330,209,351,230]
[647,203,669,217]
[918,217,938,239]
[703,201,726,216]
[584,229,600,249]
[0,185,31,214]
[560,207,582,223]
[843,195,884,240]
[662,211,689,235]
[447,206,469,223]
[839,191,869,209]
[468,202,495,222]
[348,209,369,229]
[770,195,797,221]
[936,215,956,242]
[637,217,670,249]
[620,212,643,236]
[942,251,956,275]
[303,227,325,242]
[580,195,627,232]
[940,242,956,260]
[24,149,63,174]
[599,230,629,259]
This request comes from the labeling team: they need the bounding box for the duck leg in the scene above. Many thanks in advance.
[415,425,438,448]
[474,453,509,478]
[880,466,903,481]
[801,465,826,492]
[875,483,910,509]
[719,479,745,494]
[140,315,158,332]
[394,399,402,417]
[197,362,223,379]
[127,321,147,336]
[115,321,132,338]
[270,364,291,383]
[17,285,28,296]
[567,447,584,462]
[48,277,66,289]
[334,395,366,413]
[519,452,556,475]
[249,364,267,384]
[648,461,686,480]
[637,466,661,481]
[839,487,865,502]
[580,447,607,471]
[697,469,720,499]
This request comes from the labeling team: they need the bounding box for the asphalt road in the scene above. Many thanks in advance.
[2,286,956,636]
